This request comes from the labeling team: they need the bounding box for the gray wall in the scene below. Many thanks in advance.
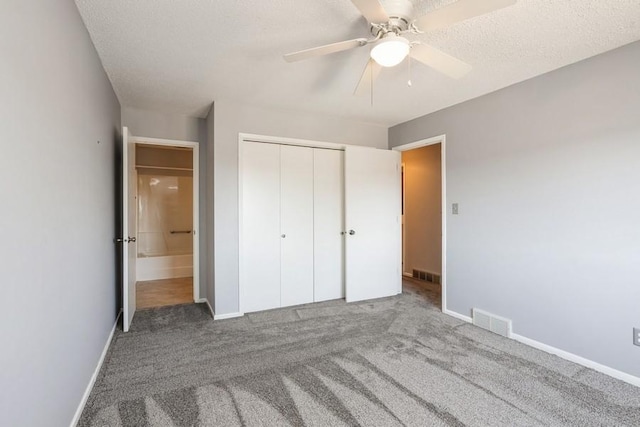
[121,107,210,301]
[122,107,206,143]
[0,1,121,425]
[389,41,640,378]
[213,101,388,315]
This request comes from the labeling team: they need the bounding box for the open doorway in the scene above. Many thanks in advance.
[393,136,446,311]
[134,143,195,309]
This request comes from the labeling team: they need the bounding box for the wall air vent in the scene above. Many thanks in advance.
[472,308,512,338]
[412,268,440,284]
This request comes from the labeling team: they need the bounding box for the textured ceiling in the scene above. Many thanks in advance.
[75,0,640,126]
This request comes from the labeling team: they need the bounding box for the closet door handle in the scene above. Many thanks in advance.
[348,230,356,235]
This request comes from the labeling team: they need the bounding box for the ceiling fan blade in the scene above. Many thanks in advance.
[350,0,389,23]
[354,59,382,96]
[410,44,472,79]
[415,0,516,32]
[284,38,368,63]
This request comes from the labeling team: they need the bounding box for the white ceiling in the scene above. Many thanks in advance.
[75,0,640,126]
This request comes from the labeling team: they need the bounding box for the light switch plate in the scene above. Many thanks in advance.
[452,203,459,215]
[634,328,640,346]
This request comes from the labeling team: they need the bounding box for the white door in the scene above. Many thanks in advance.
[280,145,314,306]
[313,149,345,302]
[240,142,281,312]
[344,146,401,302]
[122,127,137,332]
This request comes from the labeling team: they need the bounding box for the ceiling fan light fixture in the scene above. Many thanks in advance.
[370,34,410,67]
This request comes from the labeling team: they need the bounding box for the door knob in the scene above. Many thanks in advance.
[349,230,356,235]
[281,234,286,238]
[127,236,137,243]
[114,238,124,243]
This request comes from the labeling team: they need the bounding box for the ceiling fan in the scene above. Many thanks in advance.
[283,0,516,94]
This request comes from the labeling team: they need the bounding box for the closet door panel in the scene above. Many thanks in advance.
[241,142,281,312]
[344,146,401,303]
[313,149,345,302]
[280,145,314,307]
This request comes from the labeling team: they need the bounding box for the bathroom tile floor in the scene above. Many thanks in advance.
[136,276,194,309]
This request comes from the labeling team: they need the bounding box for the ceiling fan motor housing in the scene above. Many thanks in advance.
[370,0,414,36]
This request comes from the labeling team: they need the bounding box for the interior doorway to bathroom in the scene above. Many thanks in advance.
[135,143,195,309]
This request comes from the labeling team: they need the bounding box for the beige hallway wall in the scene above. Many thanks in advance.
[402,144,442,275]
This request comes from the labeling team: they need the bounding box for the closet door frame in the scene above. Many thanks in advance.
[238,133,415,315]
[238,134,348,314]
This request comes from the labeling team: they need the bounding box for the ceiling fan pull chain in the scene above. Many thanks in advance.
[407,54,412,87]
[370,60,374,107]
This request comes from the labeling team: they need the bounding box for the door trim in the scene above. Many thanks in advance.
[240,133,349,151]
[392,134,447,314]
[130,135,201,303]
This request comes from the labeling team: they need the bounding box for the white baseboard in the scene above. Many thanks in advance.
[214,311,244,320]
[511,333,640,388]
[196,298,214,318]
[70,310,121,427]
[443,308,472,323]
[443,307,640,388]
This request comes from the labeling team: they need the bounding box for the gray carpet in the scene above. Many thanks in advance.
[79,281,640,426]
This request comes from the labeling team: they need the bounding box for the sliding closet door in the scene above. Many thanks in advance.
[280,145,314,307]
[344,146,401,303]
[313,149,344,302]
[241,142,281,312]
